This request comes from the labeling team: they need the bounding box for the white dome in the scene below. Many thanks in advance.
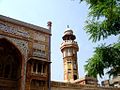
[64,28,73,35]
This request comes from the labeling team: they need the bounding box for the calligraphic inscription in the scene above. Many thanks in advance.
[0,23,30,38]
[34,33,46,42]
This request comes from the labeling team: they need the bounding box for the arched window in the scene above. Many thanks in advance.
[38,63,42,73]
[33,63,36,72]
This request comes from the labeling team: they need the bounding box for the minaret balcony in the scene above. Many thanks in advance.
[61,40,77,45]
[60,40,79,50]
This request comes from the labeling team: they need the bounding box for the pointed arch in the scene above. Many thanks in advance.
[0,37,23,56]
[0,38,23,90]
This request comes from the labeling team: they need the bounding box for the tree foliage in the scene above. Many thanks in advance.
[80,0,120,78]
[85,43,120,78]
[81,0,120,42]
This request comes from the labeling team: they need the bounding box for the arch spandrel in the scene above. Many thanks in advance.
[0,35,28,60]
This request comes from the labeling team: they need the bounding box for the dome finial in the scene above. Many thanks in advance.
[47,21,52,30]
[67,25,69,28]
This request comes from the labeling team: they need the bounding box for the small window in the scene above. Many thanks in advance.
[74,75,77,80]
[73,64,77,70]
[67,61,71,63]
[43,64,46,73]
[68,69,71,73]
[33,63,36,72]
[38,63,42,73]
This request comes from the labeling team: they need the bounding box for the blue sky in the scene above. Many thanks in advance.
[0,0,118,83]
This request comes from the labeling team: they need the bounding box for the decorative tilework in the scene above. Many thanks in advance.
[0,35,28,60]
[33,43,45,50]
[34,33,46,42]
[33,43,46,57]
[33,49,46,57]
[0,22,30,38]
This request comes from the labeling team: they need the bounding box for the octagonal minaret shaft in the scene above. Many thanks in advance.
[60,28,79,82]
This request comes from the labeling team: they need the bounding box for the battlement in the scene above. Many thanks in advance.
[60,40,79,51]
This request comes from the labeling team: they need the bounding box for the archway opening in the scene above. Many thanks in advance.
[0,38,22,90]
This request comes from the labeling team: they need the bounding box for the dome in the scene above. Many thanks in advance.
[64,28,73,35]
[62,28,76,40]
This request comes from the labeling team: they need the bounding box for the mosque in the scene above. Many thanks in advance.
[0,15,119,90]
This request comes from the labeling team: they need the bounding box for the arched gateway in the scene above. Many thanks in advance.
[0,38,22,90]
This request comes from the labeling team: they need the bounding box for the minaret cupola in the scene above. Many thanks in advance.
[62,29,76,40]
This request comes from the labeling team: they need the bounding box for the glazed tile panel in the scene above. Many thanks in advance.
[0,21,30,38]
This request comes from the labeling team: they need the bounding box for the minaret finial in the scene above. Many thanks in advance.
[67,25,69,28]
[47,21,52,30]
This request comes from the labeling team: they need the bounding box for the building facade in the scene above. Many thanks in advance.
[0,15,51,90]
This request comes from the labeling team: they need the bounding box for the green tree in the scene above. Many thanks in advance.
[81,0,120,42]
[85,43,120,78]
[80,0,120,78]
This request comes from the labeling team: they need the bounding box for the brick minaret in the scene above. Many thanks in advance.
[60,27,79,82]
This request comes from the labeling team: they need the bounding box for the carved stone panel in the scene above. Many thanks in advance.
[33,33,46,42]
[33,49,46,57]
[33,43,45,50]
[33,43,46,57]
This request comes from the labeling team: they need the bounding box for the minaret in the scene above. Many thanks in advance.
[60,27,79,82]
